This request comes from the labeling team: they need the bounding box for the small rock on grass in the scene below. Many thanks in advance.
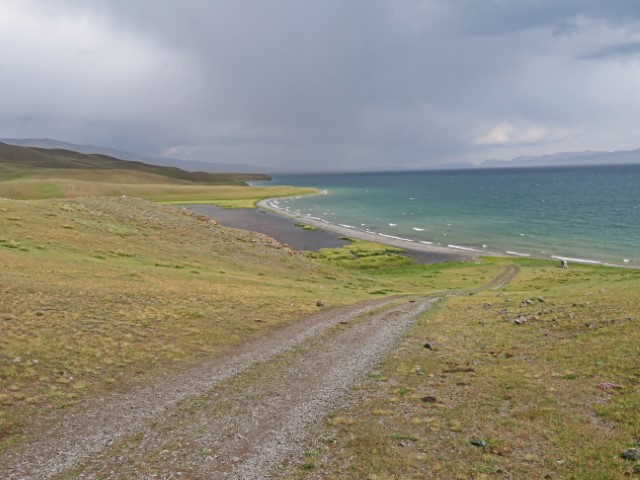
[470,438,488,447]
[423,342,433,350]
[421,396,437,403]
[620,448,640,461]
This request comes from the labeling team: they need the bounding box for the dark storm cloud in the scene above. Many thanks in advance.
[2,1,640,169]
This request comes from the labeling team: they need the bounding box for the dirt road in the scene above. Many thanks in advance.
[1,267,518,479]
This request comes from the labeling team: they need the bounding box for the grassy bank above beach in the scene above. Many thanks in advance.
[1,196,638,478]
[0,141,315,207]
[1,144,638,477]
[0,196,498,450]
[0,178,315,208]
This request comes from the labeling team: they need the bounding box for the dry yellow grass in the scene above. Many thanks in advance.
[0,178,315,207]
[285,258,640,479]
[0,196,501,450]
[0,196,362,447]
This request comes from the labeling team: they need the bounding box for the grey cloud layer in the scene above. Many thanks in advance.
[2,0,640,169]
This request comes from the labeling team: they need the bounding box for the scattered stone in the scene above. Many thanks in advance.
[443,367,475,374]
[513,314,530,325]
[409,300,416,303]
[421,396,437,403]
[338,321,349,325]
[12,357,22,363]
[538,297,546,303]
[470,438,488,448]
[620,448,640,461]
[35,311,44,316]
[423,342,433,350]
[316,300,325,307]
[596,382,622,390]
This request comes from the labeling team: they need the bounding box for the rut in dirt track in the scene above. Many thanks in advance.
[0,296,400,480]
[0,266,518,480]
[71,297,438,479]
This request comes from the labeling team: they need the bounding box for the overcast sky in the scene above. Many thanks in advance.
[2,0,640,170]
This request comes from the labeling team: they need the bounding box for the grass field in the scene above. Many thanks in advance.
[1,147,638,476]
[0,141,315,208]
[0,196,496,450]
[0,176,316,207]
[283,258,640,479]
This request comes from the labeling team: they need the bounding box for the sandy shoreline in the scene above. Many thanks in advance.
[256,197,475,262]
[255,195,639,269]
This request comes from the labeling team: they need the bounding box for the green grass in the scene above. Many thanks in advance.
[0,197,503,450]
[285,258,640,479]
[307,239,412,269]
[295,223,320,231]
[0,178,316,208]
[2,148,638,478]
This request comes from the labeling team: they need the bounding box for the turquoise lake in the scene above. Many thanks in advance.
[260,165,640,267]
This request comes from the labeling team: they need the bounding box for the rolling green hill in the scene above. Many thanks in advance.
[0,142,269,185]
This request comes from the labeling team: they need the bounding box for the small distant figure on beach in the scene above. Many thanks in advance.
[561,260,568,269]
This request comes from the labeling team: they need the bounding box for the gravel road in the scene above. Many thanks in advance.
[0,296,404,479]
[1,267,518,480]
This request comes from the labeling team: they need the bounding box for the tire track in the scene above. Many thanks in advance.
[1,266,519,479]
[0,297,398,480]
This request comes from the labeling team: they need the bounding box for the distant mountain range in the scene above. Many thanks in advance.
[425,148,640,170]
[2,137,640,172]
[477,148,640,169]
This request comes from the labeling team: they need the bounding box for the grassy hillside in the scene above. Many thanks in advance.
[0,142,268,185]
[0,196,493,449]
[1,142,637,476]
[283,257,640,479]
[0,142,314,206]
[0,178,316,207]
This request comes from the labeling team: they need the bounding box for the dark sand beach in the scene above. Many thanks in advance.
[185,203,472,264]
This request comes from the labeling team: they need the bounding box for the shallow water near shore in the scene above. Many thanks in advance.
[258,165,640,267]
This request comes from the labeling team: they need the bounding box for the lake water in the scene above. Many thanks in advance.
[258,165,640,267]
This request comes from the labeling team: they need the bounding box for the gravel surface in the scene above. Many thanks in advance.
[2,266,518,480]
[68,297,437,479]
[0,296,398,480]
